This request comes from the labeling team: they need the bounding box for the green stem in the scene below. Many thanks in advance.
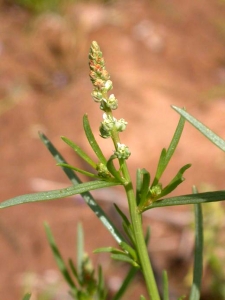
[106,108,160,299]
[123,164,161,300]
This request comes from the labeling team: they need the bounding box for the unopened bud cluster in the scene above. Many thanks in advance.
[114,143,131,160]
[89,41,118,111]
[99,114,127,139]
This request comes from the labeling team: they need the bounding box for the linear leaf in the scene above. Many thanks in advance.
[94,247,125,255]
[57,163,99,178]
[152,115,185,187]
[111,253,139,267]
[162,270,169,300]
[120,241,138,261]
[0,181,120,208]
[136,169,143,205]
[159,164,191,198]
[83,114,107,164]
[39,132,125,245]
[61,136,97,168]
[45,223,77,290]
[77,223,84,280]
[138,169,151,207]
[151,148,166,187]
[142,190,225,211]
[114,204,135,245]
[172,106,225,152]
[107,155,125,184]
[189,187,203,300]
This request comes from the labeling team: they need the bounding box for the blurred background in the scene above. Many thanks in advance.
[1,0,225,299]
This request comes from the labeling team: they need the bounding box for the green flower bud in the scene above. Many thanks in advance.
[114,143,131,160]
[103,80,113,91]
[106,94,118,110]
[149,183,162,199]
[91,90,103,103]
[96,163,111,178]
[99,114,116,138]
[99,124,111,138]
[115,118,127,132]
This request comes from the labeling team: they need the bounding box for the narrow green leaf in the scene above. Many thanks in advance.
[189,187,203,300]
[112,267,138,300]
[114,204,135,245]
[151,148,166,187]
[114,204,131,228]
[57,163,99,178]
[138,169,151,207]
[83,114,107,164]
[166,114,185,162]
[159,164,191,198]
[0,180,120,209]
[94,247,125,255]
[145,226,151,247]
[77,223,84,280]
[68,259,79,283]
[107,155,125,184]
[111,253,139,267]
[97,265,107,299]
[142,190,225,211]
[120,241,138,261]
[162,270,169,300]
[22,293,31,300]
[140,296,146,300]
[172,106,225,152]
[44,223,77,290]
[61,136,97,168]
[152,115,185,187]
[39,132,125,245]
[136,169,143,205]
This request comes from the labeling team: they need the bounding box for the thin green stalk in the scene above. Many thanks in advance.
[117,158,159,299]
[107,111,160,300]
[123,170,161,300]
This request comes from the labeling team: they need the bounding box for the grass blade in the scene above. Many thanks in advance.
[38,132,125,245]
[172,106,225,152]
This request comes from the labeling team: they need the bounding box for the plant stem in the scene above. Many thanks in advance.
[107,110,160,299]
[122,162,161,300]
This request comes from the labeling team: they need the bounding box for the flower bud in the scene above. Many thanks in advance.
[114,143,131,159]
[96,163,111,178]
[106,94,118,110]
[91,90,103,103]
[103,80,113,91]
[149,183,162,199]
[115,118,127,132]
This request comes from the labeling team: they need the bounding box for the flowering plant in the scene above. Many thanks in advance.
[2,41,225,300]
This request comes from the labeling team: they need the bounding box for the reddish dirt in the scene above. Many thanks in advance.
[1,1,225,299]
